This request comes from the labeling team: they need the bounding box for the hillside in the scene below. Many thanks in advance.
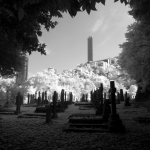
[0,59,137,106]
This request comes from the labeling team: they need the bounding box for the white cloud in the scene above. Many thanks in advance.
[101,19,111,32]
[115,13,135,29]
[98,35,112,47]
[110,9,118,17]
[91,15,104,33]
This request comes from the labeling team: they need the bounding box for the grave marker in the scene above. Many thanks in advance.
[108,81,125,132]
[120,89,124,101]
[52,91,58,118]
[46,104,52,123]
[14,92,22,114]
[116,92,120,104]
[61,89,65,110]
[124,91,130,106]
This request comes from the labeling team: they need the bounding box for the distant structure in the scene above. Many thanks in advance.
[87,36,93,62]
[87,57,118,70]
[16,53,29,85]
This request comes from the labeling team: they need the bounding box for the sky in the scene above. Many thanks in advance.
[28,0,135,75]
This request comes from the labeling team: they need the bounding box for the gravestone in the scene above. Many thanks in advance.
[46,104,52,123]
[28,93,30,104]
[108,81,125,132]
[61,89,65,110]
[44,91,48,104]
[102,99,111,120]
[64,91,68,108]
[124,92,130,106]
[85,94,88,102]
[99,83,103,105]
[120,89,124,101]
[14,92,22,114]
[69,92,73,104]
[65,92,67,102]
[42,92,44,105]
[90,91,93,103]
[96,83,104,115]
[116,92,120,104]
[52,91,58,118]
[104,93,106,101]
[81,94,85,102]
[37,91,41,106]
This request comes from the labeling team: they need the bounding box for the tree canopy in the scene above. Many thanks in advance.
[0,0,147,77]
[0,30,26,77]
[118,0,150,93]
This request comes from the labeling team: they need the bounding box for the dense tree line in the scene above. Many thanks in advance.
[118,0,150,101]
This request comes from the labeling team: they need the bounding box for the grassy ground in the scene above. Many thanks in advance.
[0,102,150,150]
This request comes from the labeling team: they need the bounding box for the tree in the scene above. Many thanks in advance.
[118,22,150,92]
[128,0,150,23]
[0,29,27,77]
[0,0,145,77]
[0,0,134,56]
[118,0,150,101]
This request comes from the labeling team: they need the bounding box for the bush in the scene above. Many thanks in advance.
[4,101,15,108]
[0,91,7,107]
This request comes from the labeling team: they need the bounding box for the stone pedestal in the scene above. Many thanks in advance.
[108,114,125,132]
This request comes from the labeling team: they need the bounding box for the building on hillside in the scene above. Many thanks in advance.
[87,36,93,62]
[87,57,118,70]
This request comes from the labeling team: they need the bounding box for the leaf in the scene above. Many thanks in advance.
[100,0,105,5]
[90,1,97,11]
[18,7,25,21]
[86,6,91,14]
[30,0,36,5]
[95,0,101,3]
[82,4,86,11]
[56,0,61,5]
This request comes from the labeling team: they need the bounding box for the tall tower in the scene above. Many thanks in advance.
[16,53,29,85]
[87,36,93,62]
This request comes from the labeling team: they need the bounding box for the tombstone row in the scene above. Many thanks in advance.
[89,86,130,107]
[27,90,74,106]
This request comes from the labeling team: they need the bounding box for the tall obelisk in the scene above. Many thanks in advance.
[87,36,93,62]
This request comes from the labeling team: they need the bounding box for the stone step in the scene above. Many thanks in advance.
[74,102,93,106]
[63,123,109,132]
[69,118,107,124]
[68,113,97,118]
[79,107,95,110]
[35,107,65,113]
[69,123,108,128]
